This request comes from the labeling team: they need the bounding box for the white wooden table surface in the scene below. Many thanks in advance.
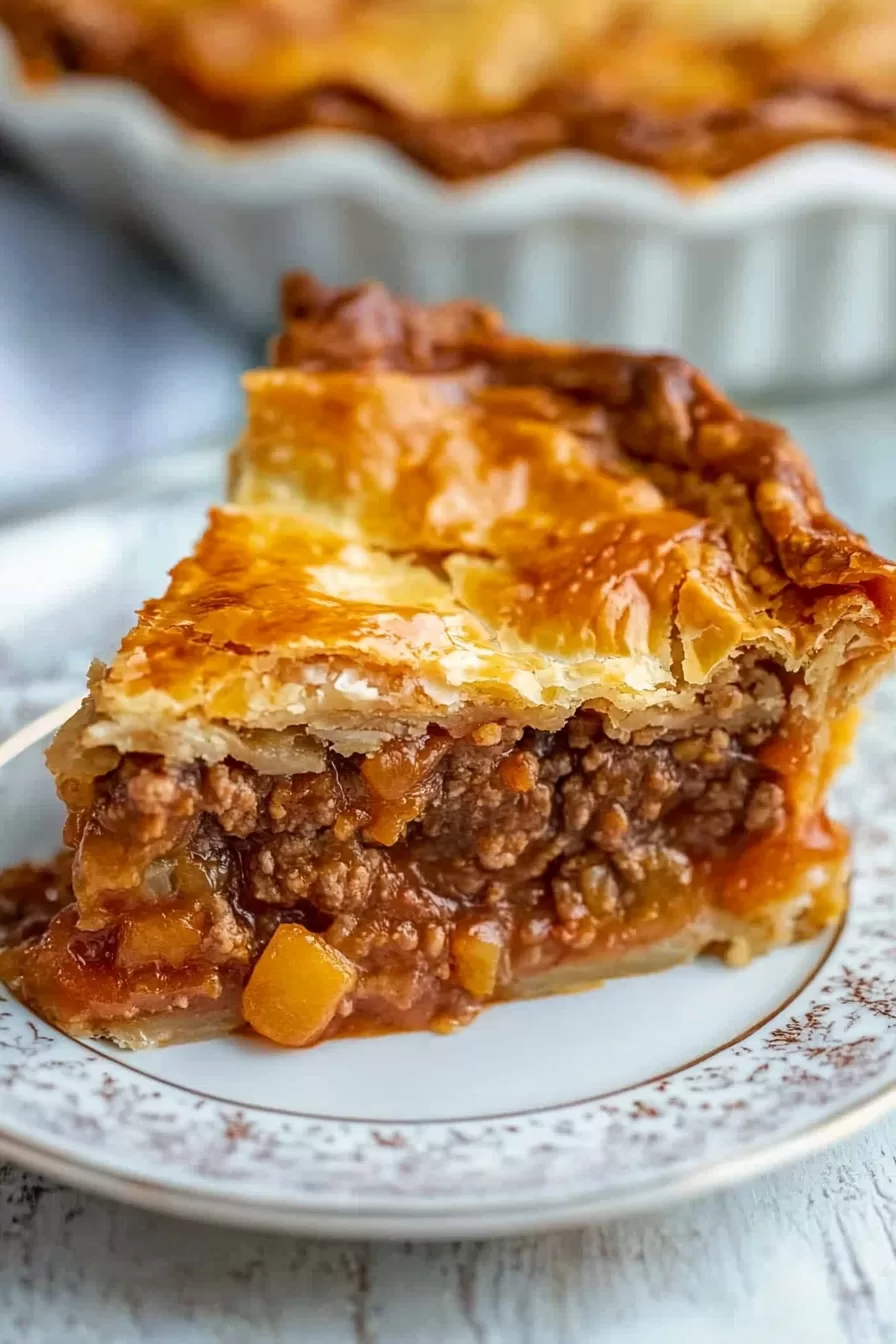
[3,187,896,1339]
[3,1124,896,1344]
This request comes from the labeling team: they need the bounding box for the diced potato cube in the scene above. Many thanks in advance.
[116,906,204,969]
[452,924,502,999]
[243,925,358,1047]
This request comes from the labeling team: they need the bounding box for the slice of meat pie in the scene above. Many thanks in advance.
[2,275,893,1048]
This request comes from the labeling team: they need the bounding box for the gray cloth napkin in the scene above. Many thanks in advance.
[0,170,253,507]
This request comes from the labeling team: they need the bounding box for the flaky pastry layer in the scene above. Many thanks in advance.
[2,2,896,180]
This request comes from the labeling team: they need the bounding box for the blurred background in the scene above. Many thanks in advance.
[0,162,250,511]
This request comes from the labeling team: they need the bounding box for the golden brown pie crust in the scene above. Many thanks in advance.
[2,2,896,181]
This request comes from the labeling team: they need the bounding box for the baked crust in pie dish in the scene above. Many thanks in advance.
[1,273,894,1049]
[2,2,896,182]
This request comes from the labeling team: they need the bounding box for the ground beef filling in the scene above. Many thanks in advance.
[6,662,792,1035]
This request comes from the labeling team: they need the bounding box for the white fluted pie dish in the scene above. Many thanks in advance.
[4,28,896,394]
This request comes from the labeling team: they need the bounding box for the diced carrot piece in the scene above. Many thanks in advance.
[243,925,358,1047]
[452,924,502,999]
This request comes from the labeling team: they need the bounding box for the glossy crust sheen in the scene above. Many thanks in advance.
[79,274,896,826]
[2,2,896,180]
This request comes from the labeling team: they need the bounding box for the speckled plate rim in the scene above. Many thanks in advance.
[2,1087,896,1241]
[2,695,896,1239]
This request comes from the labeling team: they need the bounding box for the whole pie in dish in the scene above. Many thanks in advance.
[2,2,896,181]
[2,273,895,1049]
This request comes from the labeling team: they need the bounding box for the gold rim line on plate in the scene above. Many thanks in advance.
[78,919,843,1126]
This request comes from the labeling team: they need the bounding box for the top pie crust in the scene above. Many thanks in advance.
[75,275,896,800]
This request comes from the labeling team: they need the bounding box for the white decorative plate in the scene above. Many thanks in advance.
[2,461,896,1237]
